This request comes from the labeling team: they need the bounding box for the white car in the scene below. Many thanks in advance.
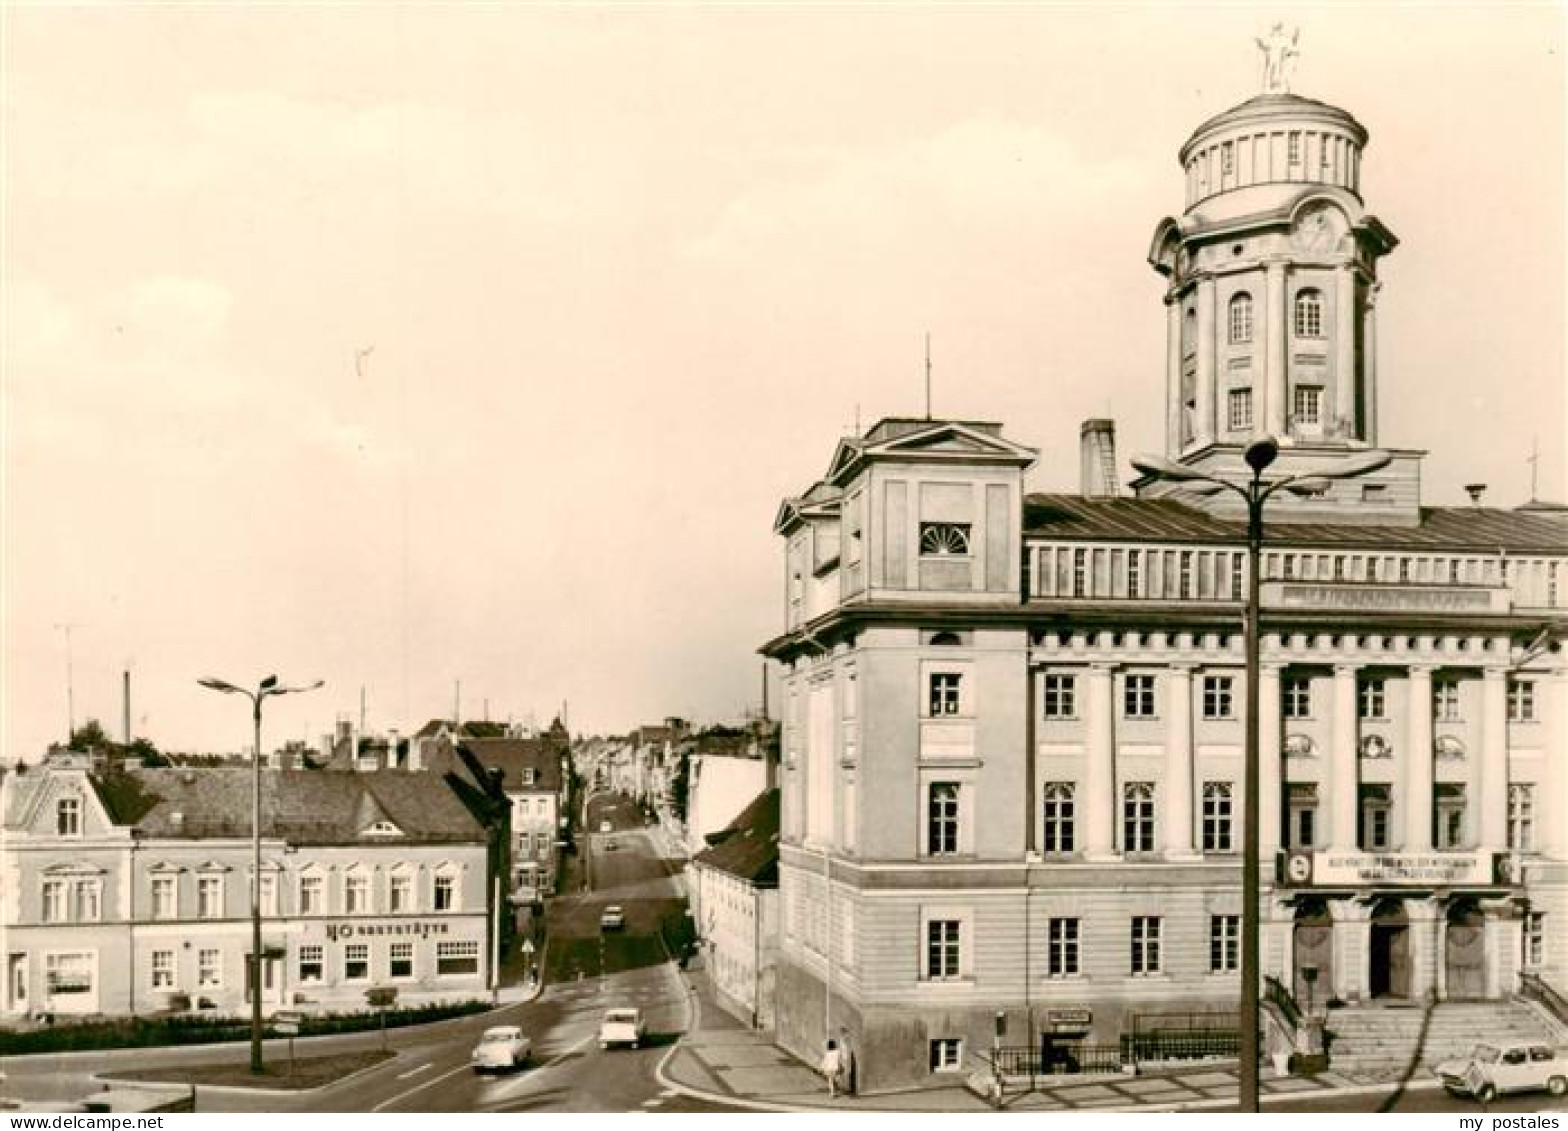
[599,1007,646,1049]
[599,819,613,833]
[1435,1042,1568,1102]
[471,1025,531,1072]
[600,904,626,931]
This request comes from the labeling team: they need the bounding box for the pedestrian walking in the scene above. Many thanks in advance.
[820,1038,844,1098]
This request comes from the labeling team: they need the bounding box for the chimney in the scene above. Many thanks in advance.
[1464,483,1487,506]
[1079,419,1119,499]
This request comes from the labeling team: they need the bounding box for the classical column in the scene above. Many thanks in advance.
[1405,897,1443,1002]
[1195,276,1217,446]
[1084,664,1117,860]
[1404,665,1434,851]
[1329,898,1371,1003]
[1330,666,1360,852]
[1335,264,1357,438]
[1363,282,1380,445]
[1167,298,1184,456]
[1543,673,1566,859]
[1434,903,1449,1001]
[1479,667,1509,851]
[1264,261,1288,436]
[1164,665,1196,857]
[1259,663,1284,856]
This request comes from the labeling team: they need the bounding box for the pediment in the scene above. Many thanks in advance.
[860,422,1037,466]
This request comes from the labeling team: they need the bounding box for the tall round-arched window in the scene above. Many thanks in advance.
[1294,289,1323,338]
[1228,293,1253,344]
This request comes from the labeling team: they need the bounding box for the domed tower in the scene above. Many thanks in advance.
[1145,53,1413,519]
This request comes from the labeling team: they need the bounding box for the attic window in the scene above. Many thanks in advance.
[920,523,971,557]
[521,768,536,786]
[57,797,81,837]
[361,820,404,837]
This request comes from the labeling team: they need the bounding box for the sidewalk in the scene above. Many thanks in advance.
[657,969,1435,1113]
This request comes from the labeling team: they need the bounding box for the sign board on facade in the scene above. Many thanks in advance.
[1047,1009,1092,1028]
[1266,581,1504,614]
[1279,849,1490,887]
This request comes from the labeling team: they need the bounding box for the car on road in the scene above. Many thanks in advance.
[1435,1042,1568,1101]
[471,1025,531,1073]
[599,1007,646,1049]
[600,904,626,930]
[599,819,613,833]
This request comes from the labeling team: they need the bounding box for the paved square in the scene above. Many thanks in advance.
[702,1045,798,1069]
[718,1064,825,1096]
[1183,1072,1237,1087]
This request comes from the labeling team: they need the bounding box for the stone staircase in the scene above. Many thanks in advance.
[1324,1000,1562,1080]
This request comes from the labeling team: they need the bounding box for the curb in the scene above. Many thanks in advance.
[92,1047,407,1099]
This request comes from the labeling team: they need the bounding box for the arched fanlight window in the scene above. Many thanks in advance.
[1228,292,1253,344]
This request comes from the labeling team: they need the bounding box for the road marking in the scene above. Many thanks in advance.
[395,1062,433,1080]
[372,1061,471,1111]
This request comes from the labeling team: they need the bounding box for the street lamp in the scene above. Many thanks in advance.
[198,674,323,1075]
[1130,439,1391,1112]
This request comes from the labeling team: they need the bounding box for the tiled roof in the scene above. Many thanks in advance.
[131,768,488,843]
[461,739,564,793]
[692,789,779,885]
[1023,495,1568,554]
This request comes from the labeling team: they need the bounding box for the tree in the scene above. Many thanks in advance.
[669,751,692,824]
[68,718,108,751]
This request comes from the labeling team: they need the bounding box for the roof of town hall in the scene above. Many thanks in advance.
[122,767,489,844]
[1024,495,1568,555]
[692,789,779,886]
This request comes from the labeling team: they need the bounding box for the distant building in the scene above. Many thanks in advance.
[690,789,780,1029]
[464,731,569,903]
[1,748,505,1019]
[685,728,775,856]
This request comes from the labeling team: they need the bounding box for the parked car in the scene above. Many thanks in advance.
[599,1007,646,1049]
[471,1025,531,1073]
[600,904,626,930]
[1435,1042,1568,1101]
[599,819,613,833]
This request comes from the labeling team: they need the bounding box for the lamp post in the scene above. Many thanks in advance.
[1131,439,1390,1112]
[198,674,323,1075]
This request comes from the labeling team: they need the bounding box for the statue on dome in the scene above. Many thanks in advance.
[1255,24,1299,94]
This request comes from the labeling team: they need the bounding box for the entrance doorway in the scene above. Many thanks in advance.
[1293,899,1334,1010]
[1369,899,1410,999]
[1445,900,1487,1000]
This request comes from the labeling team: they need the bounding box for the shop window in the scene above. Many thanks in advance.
[437,940,480,977]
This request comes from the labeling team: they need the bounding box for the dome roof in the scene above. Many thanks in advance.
[1179,92,1367,165]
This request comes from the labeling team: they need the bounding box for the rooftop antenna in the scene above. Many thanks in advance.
[1528,435,1540,502]
[453,679,461,730]
[53,623,84,740]
[924,332,933,421]
[359,685,367,735]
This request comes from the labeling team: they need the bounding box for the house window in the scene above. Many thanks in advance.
[1221,141,1235,174]
[521,768,536,786]
[298,945,324,983]
[1232,556,1244,599]
[258,873,278,917]
[1509,785,1535,852]
[197,948,222,988]
[56,798,81,837]
[1293,289,1323,338]
[197,876,223,920]
[151,876,177,920]
[1508,680,1536,722]
[436,940,480,976]
[45,953,93,995]
[1210,915,1240,973]
[390,873,413,913]
[1202,782,1234,852]
[1047,917,1080,978]
[434,873,456,912]
[1360,785,1392,851]
[1179,552,1193,598]
[1042,783,1075,854]
[927,783,960,856]
[1288,132,1302,164]
[389,942,414,979]
[1229,293,1253,343]
[1525,912,1546,967]
[1124,674,1156,719]
[1288,784,1318,850]
[1203,675,1234,720]
[1434,678,1461,721]
[345,874,370,915]
[42,880,67,924]
[1043,675,1076,719]
[1128,550,1142,598]
[1072,548,1087,596]
[1283,676,1312,719]
[1359,678,1386,720]
[928,673,962,717]
[925,919,962,980]
[1228,388,1253,430]
[1131,916,1162,975]
[919,523,971,556]
[344,943,370,982]
[150,950,175,990]
[929,1038,963,1073]
[299,875,323,915]
[1436,785,1467,849]
[1293,385,1322,426]
[74,880,101,923]
[1123,782,1156,854]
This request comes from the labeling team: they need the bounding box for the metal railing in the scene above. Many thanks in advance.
[989,1043,1127,1077]
[1520,971,1568,1028]
[1265,975,1303,1029]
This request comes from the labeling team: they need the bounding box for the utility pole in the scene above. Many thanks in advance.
[53,623,84,740]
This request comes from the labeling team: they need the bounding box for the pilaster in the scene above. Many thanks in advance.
[1259,664,1283,856]
[1479,667,1509,852]
[1330,665,1359,853]
[1084,664,1117,860]
[1164,665,1196,858]
[1335,263,1357,437]
[1264,260,1288,436]
[1195,276,1217,446]
[1404,665,1434,851]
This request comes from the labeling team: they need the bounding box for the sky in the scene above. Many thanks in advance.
[3,2,1563,758]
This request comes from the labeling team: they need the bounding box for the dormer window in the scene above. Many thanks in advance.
[361,820,404,837]
[521,768,536,786]
[57,797,81,837]
[920,523,971,556]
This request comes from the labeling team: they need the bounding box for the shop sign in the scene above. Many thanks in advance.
[1268,582,1501,614]
[324,920,452,942]
[1047,1009,1092,1029]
